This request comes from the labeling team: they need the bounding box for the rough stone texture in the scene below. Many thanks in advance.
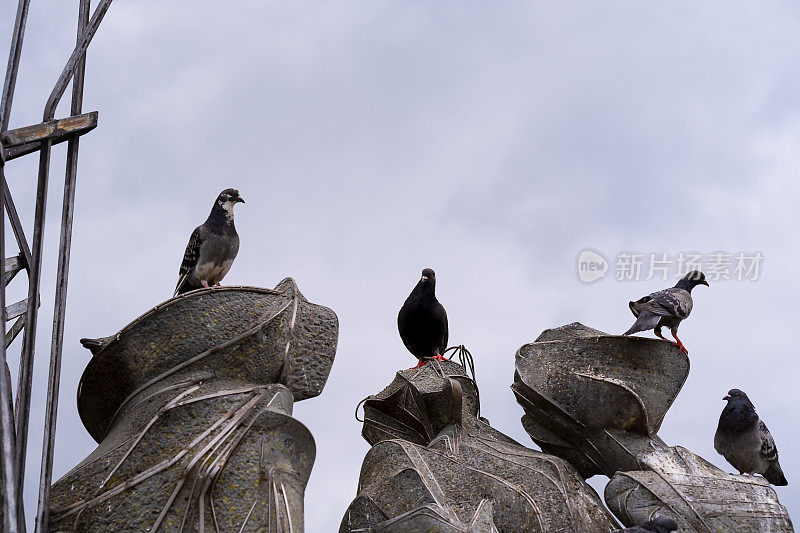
[340,360,619,532]
[50,278,338,532]
[77,278,337,442]
[513,322,794,533]
[606,445,793,532]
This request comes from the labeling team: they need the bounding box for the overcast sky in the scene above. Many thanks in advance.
[2,1,799,530]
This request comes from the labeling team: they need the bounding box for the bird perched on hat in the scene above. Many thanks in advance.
[714,388,788,486]
[174,188,244,296]
[398,268,449,368]
[624,270,708,353]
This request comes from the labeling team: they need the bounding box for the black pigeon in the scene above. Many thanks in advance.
[174,188,245,296]
[614,516,679,533]
[398,268,448,368]
[714,389,788,486]
[623,270,708,353]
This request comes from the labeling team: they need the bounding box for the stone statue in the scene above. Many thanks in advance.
[49,278,338,532]
[513,322,794,533]
[340,358,620,532]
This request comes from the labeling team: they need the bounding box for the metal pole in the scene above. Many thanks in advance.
[1,2,32,530]
[0,0,31,131]
[34,0,90,529]
[0,165,20,533]
[14,2,113,524]
[43,0,113,120]
[13,137,50,531]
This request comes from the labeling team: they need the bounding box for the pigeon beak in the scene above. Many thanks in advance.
[421,276,428,281]
[236,196,245,204]
[723,395,731,401]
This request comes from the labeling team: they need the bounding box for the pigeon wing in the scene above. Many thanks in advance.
[651,288,693,319]
[759,420,779,463]
[624,291,670,334]
[175,226,203,295]
[759,420,788,485]
[439,304,449,354]
[624,288,692,335]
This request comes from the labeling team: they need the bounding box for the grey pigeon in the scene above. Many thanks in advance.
[714,388,788,486]
[623,270,708,353]
[174,188,244,296]
[398,268,449,368]
[614,516,679,533]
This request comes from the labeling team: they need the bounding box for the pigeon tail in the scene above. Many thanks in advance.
[623,323,640,336]
[174,274,189,296]
[174,274,199,296]
[624,312,661,335]
[764,461,788,486]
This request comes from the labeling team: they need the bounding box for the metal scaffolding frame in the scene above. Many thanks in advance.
[0,0,113,530]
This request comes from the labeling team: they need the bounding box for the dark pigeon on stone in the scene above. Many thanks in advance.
[715,388,788,486]
[174,188,244,296]
[397,268,448,367]
[614,516,679,533]
[623,270,708,353]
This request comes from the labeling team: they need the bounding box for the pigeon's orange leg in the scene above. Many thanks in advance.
[201,280,209,288]
[670,329,688,353]
[412,355,445,368]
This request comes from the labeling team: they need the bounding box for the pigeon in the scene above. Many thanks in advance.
[623,270,708,353]
[398,268,449,368]
[614,516,678,533]
[174,188,244,296]
[714,388,788,486]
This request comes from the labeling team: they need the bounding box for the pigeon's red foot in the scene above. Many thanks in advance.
[413,359,427,369]
[201,280,210,288]
[432,354,447,362]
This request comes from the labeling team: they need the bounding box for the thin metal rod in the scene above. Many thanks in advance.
[0,165,20,533]
[44,0,112,121]
[34,0,90,528]
[13,137,50,530]
[0,0,34,278]
[14,1,113,523]
[0,3,32,529]
[2,179,32,269]
[0,0,31,131]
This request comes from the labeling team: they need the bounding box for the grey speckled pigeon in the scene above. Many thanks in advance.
[174,188,244,296]
[623,270,708,353]
[398,268,449,368]
[714,388,788,486]
[614,516,678,533]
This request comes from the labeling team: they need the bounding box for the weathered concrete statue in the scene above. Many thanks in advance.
[340,358,619,532]
[513,322,794,533]
[49,278,338,532]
